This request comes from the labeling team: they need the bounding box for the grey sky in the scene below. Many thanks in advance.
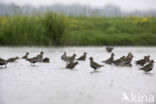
[0,0,156,11]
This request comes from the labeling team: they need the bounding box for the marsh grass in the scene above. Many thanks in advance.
[62,16,156,46]
[0,12,65,46]
[0,14,156,46]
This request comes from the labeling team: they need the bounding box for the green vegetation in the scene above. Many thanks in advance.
[0,12,65,46]
[0,13,156,46]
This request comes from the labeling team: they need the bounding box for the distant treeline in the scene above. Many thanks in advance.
[0,3,156,17]
[0,12,156,46]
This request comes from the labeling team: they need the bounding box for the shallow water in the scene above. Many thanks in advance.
[0,47,156,104]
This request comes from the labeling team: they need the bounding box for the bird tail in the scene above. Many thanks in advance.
[139,67,144,70]
[100,65,104,67]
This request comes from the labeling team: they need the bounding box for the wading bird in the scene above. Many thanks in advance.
[22,52,29,59]
[7,56,19,63]
[36,51,44,62]
[102,53,114,64]
[135,56,149,66]
[89,57,104,70]
[64,54,76,63]
[140,60,154,72]
[42,57,50,63]
[120,53,133,67]
[26,57,39,65]
[77,52,87,61]
[61,52,67,61]
[66,61,78,69]
[106,47,113,53]
[113,56,126,66]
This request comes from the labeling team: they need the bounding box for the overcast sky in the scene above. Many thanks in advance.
[0,0,156,11]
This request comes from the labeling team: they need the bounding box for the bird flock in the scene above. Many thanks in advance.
[0,47,154,73]
[61,47,154,73]
[0,51,49,68]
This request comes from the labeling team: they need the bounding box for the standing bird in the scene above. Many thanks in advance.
[121,53,133,66]
[42,57,50,63]
[106,47,113,53]
[126,52,133,59]
[89,57,104,70]
[0,58,7,68]
[66,61,79,69]
[61,52,67,60]
[135,56,149,66]
[6,56,19,63]
[64,54,76,63]
[113,56,126,66]
[36,51,44,62]
[140,60,154,72]
[22,52,29,59]
[102,53,114,64]
[26,51,44,65]
[26,57,39,65]
[77,52,87,61]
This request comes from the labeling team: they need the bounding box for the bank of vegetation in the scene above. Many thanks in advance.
[0,12,156,46]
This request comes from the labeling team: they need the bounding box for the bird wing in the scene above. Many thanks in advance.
[141,63,152,70]
[92,61,103,68]
[136,59,145,63]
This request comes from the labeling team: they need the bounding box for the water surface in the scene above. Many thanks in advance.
[0,47,156,104]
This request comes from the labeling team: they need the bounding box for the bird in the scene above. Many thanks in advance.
[126,52,133,59]
[122,53,133,65]
[113,56,126,66]
[135,56,149,66]
[36,51,44,62]
[61,52,67,60]
[0,58,7,68]
[140,60,154,72]
[64,54,76,63]
[26,57,39,65]
[89,57,104,70]
[102,53,114,64]
[106,47,113,53]
[42,57,50,63]
[66,61,78,69]
[22,52,29,59]
[6,56,19,63]
[118,53,133,67]
[77,52,87,61]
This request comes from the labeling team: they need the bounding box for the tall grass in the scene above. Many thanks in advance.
[0,12,65,46]
[62,16,156,46]
[0,14,156,46]
[42,12,65,45]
